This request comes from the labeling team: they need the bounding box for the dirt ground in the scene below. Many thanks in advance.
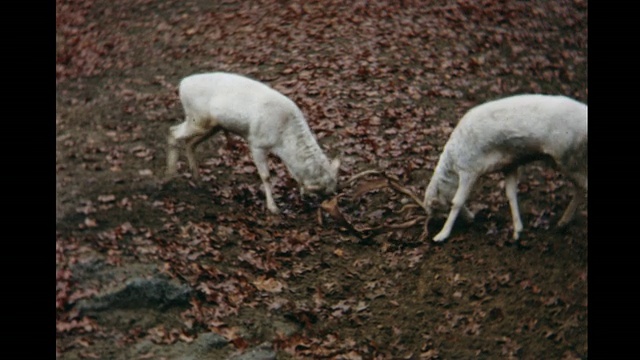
[56,0,587,359]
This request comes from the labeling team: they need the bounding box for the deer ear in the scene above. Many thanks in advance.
[330,157,341,176]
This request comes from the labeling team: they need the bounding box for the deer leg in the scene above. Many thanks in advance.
[558,186,582,227]
[185,127,220,182]
[505,168,524,240]
[165,125,182,179]
[558,170,587,227]
[250,147,280,214]
[433,173,476,242]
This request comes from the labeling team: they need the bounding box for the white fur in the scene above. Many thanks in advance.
[423,94,588,242]
[166,72,340,214]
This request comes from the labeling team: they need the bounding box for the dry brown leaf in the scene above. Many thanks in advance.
[253,276,285,293]
[320,196,350,228]
[84,218,97,228]
[98,194,116,203]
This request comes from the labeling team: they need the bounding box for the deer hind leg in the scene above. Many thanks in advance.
[165,117,219,180]
[250,147,280,214]
[185,127,220,182]
[504,167,524,240]
[558,171,587,227]
[433,173,477,242]
[165,123,184,179]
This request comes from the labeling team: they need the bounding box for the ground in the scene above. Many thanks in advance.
[56,0,587,359]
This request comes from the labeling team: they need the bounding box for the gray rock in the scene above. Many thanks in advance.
[172,355,198,360]
[227,342,276,360]
[193,332,229,351]
[78,276,192,313]
[70,257,106,280]
[134,339,155,354]
[271,319,300,337]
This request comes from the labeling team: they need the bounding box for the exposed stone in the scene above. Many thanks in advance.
[77,276,192,313]
[226,342,276,360]
[192,332,229,351]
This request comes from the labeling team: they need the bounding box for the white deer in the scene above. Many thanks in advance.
[165,72,340,214]
[423,94,587,242]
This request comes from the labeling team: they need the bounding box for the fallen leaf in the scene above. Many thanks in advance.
[253,276,285,293]
[98,194,116,203]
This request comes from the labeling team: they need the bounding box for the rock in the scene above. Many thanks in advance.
[70,257,106,281]
[271,319,300,337]
[192,332,229,351]
[77,276,192,313]
[226,342,276,360]
[134,340,154,354]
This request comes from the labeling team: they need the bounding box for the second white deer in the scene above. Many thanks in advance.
[423,94,588,242]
